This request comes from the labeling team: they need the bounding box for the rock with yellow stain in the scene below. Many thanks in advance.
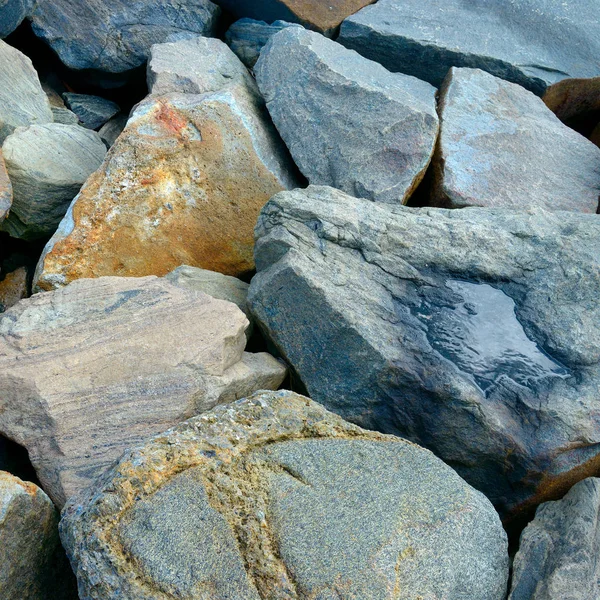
[34,89,299,291]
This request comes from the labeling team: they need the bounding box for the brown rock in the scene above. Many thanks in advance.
[0,266,28,312]
[0,149,12,222]
[0,276,286,506]
[34,91,298,291]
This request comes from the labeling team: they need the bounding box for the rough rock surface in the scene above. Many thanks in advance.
[432,68,600,212]
[63,93,120,129]
[0,276,286,506]
[0,40,53,144]
[30,0,222,73]
[61,390,509,600]
[339,0,600,121]
[0,149,11,221]
[214,0,374,34]
[34,91,298,290]
[43,85,79,125]
[98,114,127,148]
[0,471,76,599]
[0,266,27,312]
[1,123,107,239]
[225,18,296,68]
[248,185,600,520]
[510,478,600,600]
[256,28,438,204]
[0,0,35,38]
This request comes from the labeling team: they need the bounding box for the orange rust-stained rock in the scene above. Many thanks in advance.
[0,267,28,312]
[34,91,298,291]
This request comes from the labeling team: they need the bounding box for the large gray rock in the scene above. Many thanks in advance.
[339,0,600,121]
[0,40,53,144]
[0,276,286,506]
[255,27,438,204]
[248,185,600,521]
[0,471,76,599]
[63,93,120,129]
[0,0,35,38]
[30,0,221,73]
[61,390,509,600]
[1,123,107,239]
[0,149,11,221]
[432,68,600,213]
[510,478,600,600]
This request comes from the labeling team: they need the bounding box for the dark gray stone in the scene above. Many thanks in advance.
[432,68,600,213]
[248,185,600,521]
[255,27,438,204]
[30,0,221,73]
[62,93,120,130]
[225,18,297,68]
[339,0,600,121]
[97,114,127,148]
[60,390,509,600]
[510,478,600,600]
[0,0,35,38]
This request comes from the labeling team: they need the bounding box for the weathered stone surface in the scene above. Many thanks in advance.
[510,478,600,600]
[61,390,509,600]
[0,276,286,506]
[225,18,296,68]
[0,266,27,312]
[1,123,107,240]
[432,68,600,212]
[34,91,299,290]
[0,40,53,144]
[31,0,222,73]
[0,471,76,599]
[43,84,79,125]
[63,93,120,129]
[248,185,600,521]
[98,114,127,148]
[214,0,374,34]
[339,0,600,121]
[0,0,35,38]
[255,27,438,204]
[0,149,11,221]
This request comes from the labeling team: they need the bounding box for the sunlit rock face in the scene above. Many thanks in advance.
[248,185,600,521]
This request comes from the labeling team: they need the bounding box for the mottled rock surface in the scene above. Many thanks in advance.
[248,185,600,520]
[0,266,27,312]
[256,27,438,204]
[0,276,286,506]
[63,93,120,129]
[61,390,509,600]
[0,472,76,599]
[433,68,600,212]
[0,149,11,221]
[339,0,600,121]
[1,123,107,239]
[34,91,298,290]
[0,0,35,38]
[510,478,600,600]
[0,40,52,144]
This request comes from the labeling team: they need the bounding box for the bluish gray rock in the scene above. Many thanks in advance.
[97,114,127,148]
[432,68,600,212]
[0,0,35,38]
[62,93,120,129]
[30,0,221,73]
[60,390,509,600]
[510,478,600,600]
[225,18,297,68]
[255,27,438,204]
[248,185,600,522]
[339,0,600,121]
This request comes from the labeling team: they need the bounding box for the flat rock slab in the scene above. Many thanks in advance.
[0,472,76,599]
[63,93,120,129]
[213,0,375,35]
[0,40,52,144]
[510,478,600,600]
[432,68,600,212]
[255,27,438,204]
[34,90,298,291]
[0,149,12,222]
[60,390,509,600]
[248,185,600,521]
[339,0,600,121]
[0,276,286,506]
[1,123,107,240]
[0,0,35,38]
[30,0,221,73]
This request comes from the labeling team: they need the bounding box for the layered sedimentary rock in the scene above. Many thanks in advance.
[62,93,120,129]
[0,149,11,221]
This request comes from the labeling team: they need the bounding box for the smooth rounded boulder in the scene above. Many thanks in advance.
[60,390,509,600]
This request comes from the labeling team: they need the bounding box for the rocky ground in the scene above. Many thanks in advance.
[0,1,599,599]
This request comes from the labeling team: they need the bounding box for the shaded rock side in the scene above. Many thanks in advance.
[510,478,600,600]
[60,390,509,600]
[34,90,299,291]
[339,0,600,121]
[248,185,600,521]
[0,148,11,221]
[0,0,35,38]
[0,276,286,506]
[432,68,600,213]
[255,27,438,204]
[63,93,120,129]
[0,266,27,312]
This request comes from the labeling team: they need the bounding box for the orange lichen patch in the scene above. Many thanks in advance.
[0,148,12,221]
[543,76,600,122]
[0,471,39,497]
[154,100,192,137]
